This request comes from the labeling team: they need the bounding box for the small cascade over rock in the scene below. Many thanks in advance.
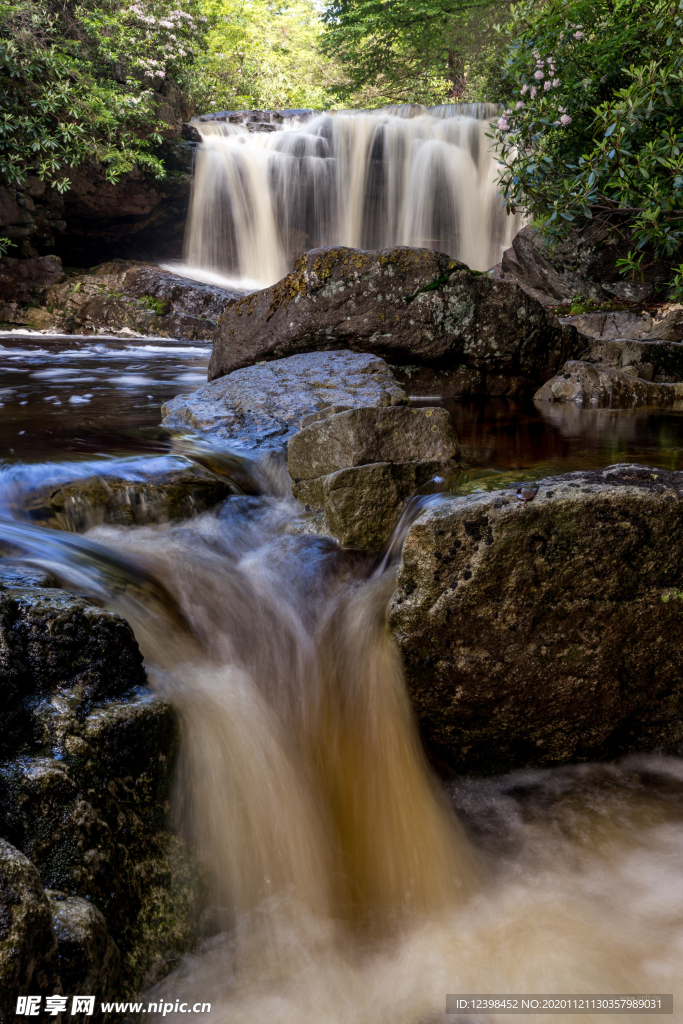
[184,105,522,286]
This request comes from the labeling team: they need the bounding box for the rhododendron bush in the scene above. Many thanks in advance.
[492,0,683,297]
[0,0,207,190]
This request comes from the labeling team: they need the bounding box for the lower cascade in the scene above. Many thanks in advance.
[183,107,523,286]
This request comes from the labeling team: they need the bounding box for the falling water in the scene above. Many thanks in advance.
[3,446,683,1020]
[183,107,524,286]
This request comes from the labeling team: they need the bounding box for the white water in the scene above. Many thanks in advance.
[183,107,523,287]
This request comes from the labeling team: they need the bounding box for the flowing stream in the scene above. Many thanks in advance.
[2,334,683,1018]
[182,106,523,286]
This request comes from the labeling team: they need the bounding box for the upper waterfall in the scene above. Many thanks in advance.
[182,105,523,288]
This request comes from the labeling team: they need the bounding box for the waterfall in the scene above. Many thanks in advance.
[183,106,523,288]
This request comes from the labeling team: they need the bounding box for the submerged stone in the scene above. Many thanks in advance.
[162,350,407,449]
[390,464,683,774]
[209,246,582,395]
[24,467,233,532]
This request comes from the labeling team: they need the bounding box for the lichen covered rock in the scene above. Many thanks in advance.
[162,350,407,449]
[209,246,582,395]
[47,890,121,996]
[390,465,683,774]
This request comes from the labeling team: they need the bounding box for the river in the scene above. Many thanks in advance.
[1,327,682,1020]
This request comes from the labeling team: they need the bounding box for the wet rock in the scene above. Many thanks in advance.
[47,890,120,996]
[0,586,146,756]
[558,309,654,340]
[36,260,238,339]
[0,693,198,996]
[163,351,407,449]
[490,226,604,305]
[24,467,233,532]
[322,461,454,550]
[534,361,683,406]
[210,246,582,395]
[390,464,683,774]
[0,838,61,1018]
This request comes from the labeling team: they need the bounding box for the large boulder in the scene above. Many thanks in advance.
[0,839,61,1019]
[390,464,683,774]
[209,246,582,396]
[47,891,121,997]
[162,350,407,449]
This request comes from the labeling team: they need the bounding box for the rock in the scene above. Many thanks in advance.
[0,693,198,996]
[389,464,683,774]
[321,461,453,550]
[0,839,61,1017]
[22,260,242,339]
[0,255,65,304]
[46,891,120,996]
[23,467,234,532]
[489,225,673,306]
[490,226,603,306]
[288,406,459,481]
[288,405,459,549]
[162,351,407,449]
[209,246,583,396]
[576,337,683,383]
[558,309,654,340]
[0,586,146,756]
[534,360,683,406]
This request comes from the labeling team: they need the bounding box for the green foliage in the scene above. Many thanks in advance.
[194,0,335,111]
[0,235,16,254]
[321,0,509,105]
[0,0,208,190]
[491,0,683,298]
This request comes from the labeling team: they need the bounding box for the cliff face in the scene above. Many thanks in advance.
[0,81,196,267]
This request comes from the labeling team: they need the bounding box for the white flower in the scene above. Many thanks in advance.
[515,101,525,110]
[521,84,529,94]
[552,78,560,87]
[544,81,551,91]
[530,86,537,99]
[534,69,544,80]
[573,30,584,39]
[497,116,509,131]
[560,113,572,125]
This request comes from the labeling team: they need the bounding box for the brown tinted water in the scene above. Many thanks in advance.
[2,336,683,1020]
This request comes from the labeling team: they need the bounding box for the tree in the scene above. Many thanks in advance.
[492,0,683,297]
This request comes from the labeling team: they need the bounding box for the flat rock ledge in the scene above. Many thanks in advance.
[162,350,407,449]
[535,361,683,406]
[209,246,583,397]
[390,464,683,775]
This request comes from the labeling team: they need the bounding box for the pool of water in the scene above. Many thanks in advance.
[0,332,211,463]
